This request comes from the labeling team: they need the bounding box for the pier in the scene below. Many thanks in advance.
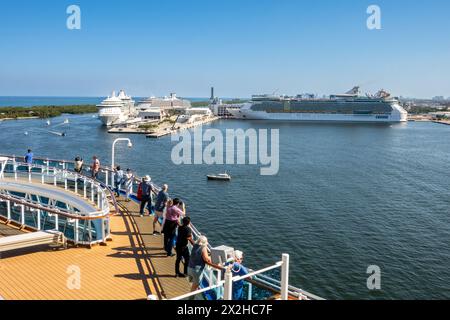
[146,116,220,138]
[0,154,319,300]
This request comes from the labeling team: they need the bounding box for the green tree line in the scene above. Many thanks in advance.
[0,105,97,119]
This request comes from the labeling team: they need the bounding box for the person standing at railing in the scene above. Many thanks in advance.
[188,236,225,297]
[113,166,124,197]
[139,175,153,217]
[91,156,100,179]
[153,184,169,235]
[175,216,194,278]
[124,168,134,202]
[163,198,185,256]
[74,156,83,173]
[230,250,249,300]
[24,149,33,173]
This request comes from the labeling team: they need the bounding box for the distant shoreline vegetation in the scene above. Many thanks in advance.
[0,105,97,119]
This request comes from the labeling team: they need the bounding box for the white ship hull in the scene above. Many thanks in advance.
[228,103,408,123]
[98,113,128,126]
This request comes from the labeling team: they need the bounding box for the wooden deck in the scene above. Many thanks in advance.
[0,197,192,300]
[117,199,193,299]
[0,223,24,238]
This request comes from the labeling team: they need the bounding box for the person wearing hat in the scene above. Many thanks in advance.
[139,175,153,217]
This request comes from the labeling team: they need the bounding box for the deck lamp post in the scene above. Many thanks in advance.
[111,138,133,187]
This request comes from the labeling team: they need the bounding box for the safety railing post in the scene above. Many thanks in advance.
[37,209,41,230]
[83,179,87,198]
[97,186,101,208]
[74,219,79,243]
[216,269,223,299]
[281,253,290,300]
[6,200,11,220]
[223,269,233,301]
[248,282,253,300]
[55,214,59,231]
[91,182,94,203]
[21,205,25,225]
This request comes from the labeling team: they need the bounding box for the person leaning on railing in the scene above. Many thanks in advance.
[24,149,33,173]
[187,235,225,296]
[74,156,83,173]
[162,198,185,257]
[91,156,100,179]
[175,216,194,278]
[230,250,249,300]
[153,184,169,235]
[139,175,153,217]
[113,166,124,197]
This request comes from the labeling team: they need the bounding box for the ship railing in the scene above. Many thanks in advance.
[171,254,290,300]
[0,158,116,245]
[0,154,320,299]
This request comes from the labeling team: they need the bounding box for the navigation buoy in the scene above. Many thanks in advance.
[24,131,28,136]
[46,120,51,126]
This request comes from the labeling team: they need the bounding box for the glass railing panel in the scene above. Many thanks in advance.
[10,204,21,223]
[0,202,7,218]
[40,211,56,231]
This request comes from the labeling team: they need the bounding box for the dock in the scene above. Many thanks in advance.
[432,120,450,126]
[146,116,220,138]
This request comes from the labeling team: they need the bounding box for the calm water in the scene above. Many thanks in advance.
[1,111,450,300]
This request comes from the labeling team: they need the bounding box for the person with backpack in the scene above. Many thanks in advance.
[139,175,153,217]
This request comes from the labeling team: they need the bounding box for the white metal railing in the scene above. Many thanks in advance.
[171,254,290,301]
[0,157,114,245]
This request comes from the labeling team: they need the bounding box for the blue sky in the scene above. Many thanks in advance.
[0,0,449,98]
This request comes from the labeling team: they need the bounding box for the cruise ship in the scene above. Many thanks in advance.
[136,93,191,112]
[96,90,136,126]
[228,87,408,123]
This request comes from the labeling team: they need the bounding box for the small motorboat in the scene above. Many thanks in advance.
[207,173,231,181]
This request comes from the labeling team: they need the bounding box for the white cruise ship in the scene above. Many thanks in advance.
[228,87,408,123]
[136,93,191,111]
[97,90,136,126]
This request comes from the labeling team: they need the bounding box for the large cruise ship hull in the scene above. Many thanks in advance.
[228,103,408,123]
[228,111,405,123]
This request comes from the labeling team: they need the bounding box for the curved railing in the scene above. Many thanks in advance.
[0,157,116,245]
